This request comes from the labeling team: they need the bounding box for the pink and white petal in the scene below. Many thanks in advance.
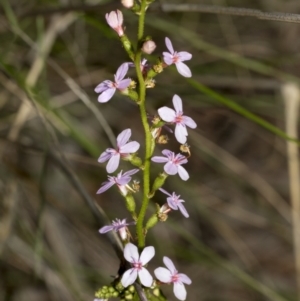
[139,246,155,265]
[120,141,140,153]
[165,37,174,54]
[175,125,187,144]
[138,268,153,287]
[98,87,116,103]
[164,162,178,175]
[96,181,115,194]
[172,94,183,113]
[151,156,169,163]
[106,12,118,28]
[154,267,172,283]
[115,63,129,81]
[173,282,187,301]
[98,150,113,163]
[106,154,120,173]
[176,154,188,165]
[116,10,123,25]
[117,129,131,147]
[163,256,177,273]
[116,176,131,185]
[182,116,197,129]
[178,51,192,61]
[121,269,138,287]
[162,149,174,158]
[117,78,131,90]
[99,225,115,233]
[178,203,189,218]
[159,188,172,197]
[124,243,139,263]
[158,107,176,122]
[178,273,192,285]
[163,52,174,65]
[175,62,192,78]
[177,165,189,181]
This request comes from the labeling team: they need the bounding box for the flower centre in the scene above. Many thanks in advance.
[175,114,183,124]
[133,261,143,271]
[171,273,179,283]
[172,52,179,63]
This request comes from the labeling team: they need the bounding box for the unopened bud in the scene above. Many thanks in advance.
[121,0,134,8]
[142,40,156,54]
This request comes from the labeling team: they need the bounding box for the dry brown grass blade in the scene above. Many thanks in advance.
[282,83,300,300]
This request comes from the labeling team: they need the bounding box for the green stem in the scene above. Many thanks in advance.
[135,0,152,248]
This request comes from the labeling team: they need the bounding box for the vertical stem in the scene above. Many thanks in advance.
[135,0,153,248]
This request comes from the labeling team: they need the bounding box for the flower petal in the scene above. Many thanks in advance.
[164,161,178,175]
[177,165,189,181]
[121,268,137,287]
[124,243,139,263]
[167,197,178,210]
[98,87,116,103]
[117,129,131,147]
[173,282,187,301]
[158,107,176,122]
[154,267,172,283]
[178,51,192,61]
[182,116,197,129]
[162,149,174,158]
[99,225,114,233]
[178,203,189,218]
[139,246,155,265]
[151,156,169,163]
[123,169,140,177]
[165,37,174,54]
[163,52,174,65]
[178,273,192,285]
[172,95,183,113]
[159,188,172,197]
[94,80,111,93]
[138,268,153,287]
[106,153,120,173]
[98,150,113,163]
[96,180,115,194]
[117,78,131,90]
[175,124,187,144]
[163,256,177,273]
[115,63,129,81]
[120,141,140,153]
[175,62,192,78]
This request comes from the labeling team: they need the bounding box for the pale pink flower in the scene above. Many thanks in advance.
[142,40,156,54]
[121,0,134,8]
[121,243,155,287]
[99,218,135,240]
[154,257,192,301]
[159,188,189,218]
[95,63,131,103]
[105,10,124,36]
[98,129,140,173]
[96,169,139,196]
[163,37,192,77]
[151,150,189,181]
[158,94,197,144]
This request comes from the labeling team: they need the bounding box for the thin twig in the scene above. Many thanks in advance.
[160,3,300,24]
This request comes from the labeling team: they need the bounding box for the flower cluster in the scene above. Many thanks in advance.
[94,6,196,301]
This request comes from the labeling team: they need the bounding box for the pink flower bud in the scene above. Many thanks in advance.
[105,10,124,37]
[121,0,134,8]
[142,40,156,54]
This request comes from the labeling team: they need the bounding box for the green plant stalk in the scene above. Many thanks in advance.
[135,0,152,248]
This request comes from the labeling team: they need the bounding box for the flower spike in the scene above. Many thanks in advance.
[95,63,131,103]
[163,37,192,77]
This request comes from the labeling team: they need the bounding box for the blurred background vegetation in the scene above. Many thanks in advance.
[1,0,300,300]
